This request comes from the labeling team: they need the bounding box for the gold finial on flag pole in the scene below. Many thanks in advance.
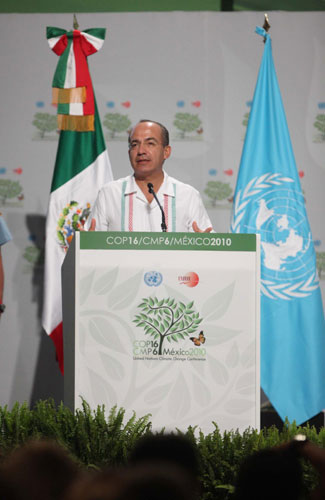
[262,13,270,43]
[73,14,79,30]
[263,13,270,32]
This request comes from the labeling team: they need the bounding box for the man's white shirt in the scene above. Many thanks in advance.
[90,172,212,232]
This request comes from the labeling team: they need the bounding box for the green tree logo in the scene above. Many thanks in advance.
[173,113,202,139]
[204,181,232,207]
[133,297,202,355]
[316,251,325,279]
[32,113,57,138]
[0,179,23,205]
[314,114,325,142]
[103,113,131,139]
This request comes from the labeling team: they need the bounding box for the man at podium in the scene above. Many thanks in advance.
[87,120,213,233]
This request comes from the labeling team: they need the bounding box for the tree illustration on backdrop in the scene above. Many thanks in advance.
[133,297,202,354]
[314,114,325,142]
[0,179,23,205]
[32,113,57,138]
[204,181,232,207]
[103,113,131,138]
[173,113,201,138]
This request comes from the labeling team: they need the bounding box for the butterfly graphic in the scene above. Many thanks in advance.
[190,331,206,346]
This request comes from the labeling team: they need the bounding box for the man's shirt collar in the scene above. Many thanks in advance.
[125,172,175,198]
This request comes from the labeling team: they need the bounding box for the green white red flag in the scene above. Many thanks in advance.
[42,26,113,373]
[47,26,106,131]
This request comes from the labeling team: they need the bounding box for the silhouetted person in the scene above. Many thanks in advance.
[130,433,198,474]
[116,463,194,500]
[234,446,305,500]
[65,463,194,500]
[285,437,325,500]
[128,433,200,498]
[0,440,80,500]
[64,468,123,500]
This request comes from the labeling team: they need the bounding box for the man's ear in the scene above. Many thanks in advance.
[164,145,171,160]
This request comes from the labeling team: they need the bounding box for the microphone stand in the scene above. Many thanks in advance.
[147,183,167,232]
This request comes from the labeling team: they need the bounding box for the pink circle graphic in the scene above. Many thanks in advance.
[185,272,199,287]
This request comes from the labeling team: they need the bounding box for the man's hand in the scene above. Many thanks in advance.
[78,218,96,231]
[88,218,96,231]
[192,221,212,233]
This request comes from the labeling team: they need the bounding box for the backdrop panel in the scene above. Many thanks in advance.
[0,12,324,412]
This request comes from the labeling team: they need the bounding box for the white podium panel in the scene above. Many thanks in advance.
[62,232,260,434]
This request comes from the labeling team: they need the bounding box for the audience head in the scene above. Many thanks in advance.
[63,468,123,500]
[129,433,199,478]
[234,446,305,500]
[115,463,194,500]
[0,440,80,500]
[128,433,200,499]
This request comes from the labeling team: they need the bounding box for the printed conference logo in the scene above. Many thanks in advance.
[178,271,199,287]
[144,271,163,287]
[132,297,206,362]
[57,200,91,251]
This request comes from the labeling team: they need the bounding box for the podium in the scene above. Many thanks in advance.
[62,232,260,433]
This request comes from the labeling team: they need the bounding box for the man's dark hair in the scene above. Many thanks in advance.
[129,120,169,147]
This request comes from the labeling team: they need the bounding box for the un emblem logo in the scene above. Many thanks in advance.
[144,271,163,287]
[231,173,319,299]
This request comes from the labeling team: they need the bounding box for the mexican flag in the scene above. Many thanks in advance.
[42,27,113,373]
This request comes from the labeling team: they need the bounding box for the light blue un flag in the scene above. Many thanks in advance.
[231,27,325,424]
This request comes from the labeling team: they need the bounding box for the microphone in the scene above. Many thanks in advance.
[147,183,167,232]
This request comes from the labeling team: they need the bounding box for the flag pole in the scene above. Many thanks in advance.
[73,14,79,30]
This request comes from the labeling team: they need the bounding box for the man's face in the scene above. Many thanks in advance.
[128,122,171,179]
